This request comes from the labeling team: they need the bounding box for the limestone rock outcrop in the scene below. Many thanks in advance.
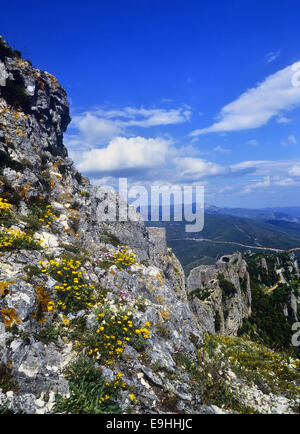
[187,253,251,335]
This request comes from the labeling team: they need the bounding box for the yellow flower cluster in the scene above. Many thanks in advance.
[40,258,96,313]
[0,228,42,250]
[99,394,110,404]
[129,393,137,402]
[114,371,127,389]
[135,323,151,339]
[113,247,136,268]
[0,198,11,211]
[98,372,127,406]
[93,312,134,358]
[39,204,58,228]
[80,303,151,362]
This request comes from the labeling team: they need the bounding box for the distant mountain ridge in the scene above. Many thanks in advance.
[138,202,300,223]
[205,204,300,223]
[146,210,300,273]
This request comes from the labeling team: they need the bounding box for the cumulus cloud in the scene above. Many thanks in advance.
[174,157,227,181]
[281,134,297,147]
[66,113,122,149]
[65,105,192,150]
[242,175,297,194]
[77,136,172,173]
[190,60,300,135]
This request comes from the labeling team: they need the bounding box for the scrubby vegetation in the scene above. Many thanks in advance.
[0,78,32,113]
[40,258,97,314]
[239,253,300,354]
[188,286,214,301]
[0,363,18,393]
[54,358,123,414]
[0,37,22,61]
[99,231,120,247]
[218,273,237,297]
[0,227,42,251]
[172,333,299,413]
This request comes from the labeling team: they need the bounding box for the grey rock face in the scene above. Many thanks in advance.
[187,253,251,335]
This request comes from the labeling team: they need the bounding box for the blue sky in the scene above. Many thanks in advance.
[2,0,300,208]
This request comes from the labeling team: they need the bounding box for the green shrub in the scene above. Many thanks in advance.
[0,228,42,251]
[0,38,21,60]
[100,231,120,247]
[35,324,63,344]
[24,264,42,278]
[214,310,221,333]
[40,258,97,314]
[0,150,30,174]
[239,276,248,293]
[156,322,170,339]
[54,358,122,414]
[79,304,151,362]
[238,281,296,352]
[188,286,213,301]
[80,191,90,198]
[0,79,32,114]
[218,273,236,297]
[0,208,15,227]
[0,363,18,393]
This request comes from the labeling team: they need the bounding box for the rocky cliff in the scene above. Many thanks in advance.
[187,253,252,335]
[187,251,299,346]
[0,38,299,414]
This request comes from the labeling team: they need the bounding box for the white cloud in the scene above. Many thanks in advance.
[273,177,296,186]
[230,159,300,176]
[66,113,122,149]
[120,107,192,127]
[265,50,280,63]
[247,139,259,146]
[174,157,227,180]
[288,165,300,176]
[66,105,192,151]
[190,60,300,135]
[64,104,192,161]
[242,176,271,194]
[77,136,172,173]
[213,145,232,154]
[281,134,297,147]
[276,115,293,124]
[242,175,297,194]
[218,186,233,194]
